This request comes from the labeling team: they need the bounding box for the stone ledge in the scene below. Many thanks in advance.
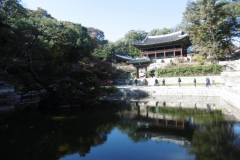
[116,86,240,113]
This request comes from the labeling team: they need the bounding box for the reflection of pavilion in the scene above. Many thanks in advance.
[137,119,185,130]
[134,119,192,147]
[151,135,190,146]
[131,101,193,147]
[134,101,187,130]
[135,130,191,147]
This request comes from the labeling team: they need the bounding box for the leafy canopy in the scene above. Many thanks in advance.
[183,0,240,60]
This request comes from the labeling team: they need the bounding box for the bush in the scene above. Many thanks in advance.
[131,71,136,78]
[156,64,222,77]
[192,54,206,65]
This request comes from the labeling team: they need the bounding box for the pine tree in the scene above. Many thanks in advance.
[183,0,240,60]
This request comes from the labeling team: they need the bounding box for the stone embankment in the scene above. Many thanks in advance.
[111,84,240,120]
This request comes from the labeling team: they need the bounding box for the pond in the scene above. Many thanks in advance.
[0,96,240,160]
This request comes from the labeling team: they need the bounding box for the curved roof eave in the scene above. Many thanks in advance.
[113,52,133,60]
[126,58,152,64]
[132,30,192,47]
[133,36,191,47]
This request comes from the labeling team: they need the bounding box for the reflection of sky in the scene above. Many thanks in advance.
[234,123,240,134]
[60,128,195,160]
[233,123,240,147]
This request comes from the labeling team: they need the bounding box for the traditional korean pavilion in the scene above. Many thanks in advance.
[110,52,152,79]
[126,57,152,78]
[132,31,191,59]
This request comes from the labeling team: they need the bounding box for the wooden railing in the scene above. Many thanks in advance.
[142,48,182,55]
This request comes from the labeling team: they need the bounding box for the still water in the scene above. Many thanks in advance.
[0,97,240,160]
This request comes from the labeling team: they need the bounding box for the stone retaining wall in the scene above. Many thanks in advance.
[117,86,221,97]
[112,86,240,120]
[220,71,240,87]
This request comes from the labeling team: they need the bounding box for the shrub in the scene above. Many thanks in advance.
[131,71,136,78]
[156,64,222,77]
[192,54,206,65]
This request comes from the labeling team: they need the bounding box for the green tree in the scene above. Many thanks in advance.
[112,38,141,58]
[27,7,53,18]
[0,1,117,106]
[0,0,28,76]
[87,27,105,41]
[148,28,175,36]
[112,30,147,57]
[91,41,114,61]
[124,29,148,42]
[91,29,144,61]
[183,0,240,60]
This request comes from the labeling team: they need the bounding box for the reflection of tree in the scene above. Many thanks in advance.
[188,122,240,160]
[155,107,224,125]
[0,106,121,160]
[116,109,141,142]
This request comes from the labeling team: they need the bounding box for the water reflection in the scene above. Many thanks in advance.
[0,96,240,160]
[0,105,121,160]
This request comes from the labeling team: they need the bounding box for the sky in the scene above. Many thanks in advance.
[20,0,188,42]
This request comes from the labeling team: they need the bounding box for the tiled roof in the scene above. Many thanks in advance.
[112,52,133,60]
[111,52,152,64]
[132,31,191,46]
[126,57,151,64]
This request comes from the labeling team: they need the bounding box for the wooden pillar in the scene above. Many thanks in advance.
[164,46,166,58]
[181,47,183,56]
[146,106,148,118]
[137,67,139,78]
[137,102,140,117]
[156,106,158,125]
[145,67,147,78]
[174,50,176,57]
